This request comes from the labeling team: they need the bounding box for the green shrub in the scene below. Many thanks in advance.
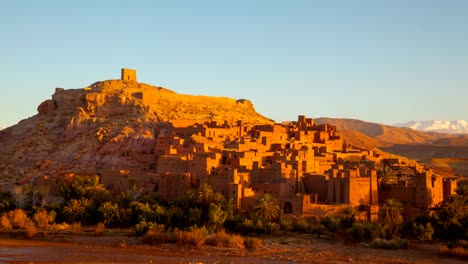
[413,222,434,241]
[370,238,408,250]
[310,224,325,238]
[279,216,294,231]
[352,222,381,242]
[293,218,310,233]
[264,222,280,234]
[141,224,166,245]
[237,219,256,235]
[134,221,158,236]
[321,215,342,232]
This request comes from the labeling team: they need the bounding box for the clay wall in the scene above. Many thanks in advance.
[443,178,458,200]
[155,172,191,201]
[157,155,190,174]
[303,174,329,202]
[381,186,415,205]
[430,176,444,207]
[348,177,373,205]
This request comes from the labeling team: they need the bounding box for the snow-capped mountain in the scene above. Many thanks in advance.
[0,126,4,131]
[395,120,468,134]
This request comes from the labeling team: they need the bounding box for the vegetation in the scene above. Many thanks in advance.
[0,174,466,256]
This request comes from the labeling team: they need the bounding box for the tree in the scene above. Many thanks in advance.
[63,199,85,223]
[12,185,33,209]
[340,206,356,228]
[208,203,227,232]
[99,202,125,227]
[377,167,397,184]
[197,184,215,207]
[254,194,280,222]
[378,198,403,238]
[126,179,143,201]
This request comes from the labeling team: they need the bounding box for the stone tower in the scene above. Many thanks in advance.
[121,68,137,82]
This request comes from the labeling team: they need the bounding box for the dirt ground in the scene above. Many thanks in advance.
[0,232,465,264]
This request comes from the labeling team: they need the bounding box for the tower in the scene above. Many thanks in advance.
[121,68,137,82]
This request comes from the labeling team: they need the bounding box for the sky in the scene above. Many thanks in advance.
[1,1,467,127]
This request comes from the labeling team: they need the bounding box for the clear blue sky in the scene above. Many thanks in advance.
[1,1,467,127]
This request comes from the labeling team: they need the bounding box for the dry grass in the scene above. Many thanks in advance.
[175,227,207,246]
[439,245,468,260]
[205,230,244,248]
[244,237,263,250]
[71,222,81,234]
[24,224,38,238]
[95,222,105,236]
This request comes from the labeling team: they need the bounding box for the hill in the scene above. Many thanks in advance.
[314,117,468,176]
[0,76,272,186]
[315,117,464,147]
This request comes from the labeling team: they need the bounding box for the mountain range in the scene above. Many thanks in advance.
[395,120,468,134]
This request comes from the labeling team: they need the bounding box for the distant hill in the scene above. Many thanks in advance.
[314,117,468,176]
[314,117,451,147]
[0,126,4,131]
[395,120,468,134]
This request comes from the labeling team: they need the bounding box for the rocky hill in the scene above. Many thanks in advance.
[0,78,272,187]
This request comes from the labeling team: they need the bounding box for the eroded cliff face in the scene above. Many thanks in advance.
[0,79,272,187]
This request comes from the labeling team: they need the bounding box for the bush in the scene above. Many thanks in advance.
[134,221,153,237]
[321,215,342,232]
[175,226,208,246]
[413,222,434,241]
[141,224,166,245]
[352,222,381,242]
[264,222,280,234]
[205,230,244,248]
[33,209,56,229]
[71,222,81,234]
[293,218,310,233]
[0,215,12,231]
[237,219,256,235]
[24,224,38,238]
[244,237,262,250]
[279,216,294,231]
[310,224,325,238]
[439,245,468,260]
[370,238,408,250]
[95,222,105,236]
[2,209,32,229]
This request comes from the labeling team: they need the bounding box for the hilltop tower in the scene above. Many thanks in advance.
[121,68,137,82]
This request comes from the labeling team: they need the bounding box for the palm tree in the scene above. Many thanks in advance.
[85,175,107,197]
[63,199,85,223]
[378,167,398,184]
[197,184,214,207]
[208,203,227,231]
[254,194,280,222]
[378,198,403,237]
